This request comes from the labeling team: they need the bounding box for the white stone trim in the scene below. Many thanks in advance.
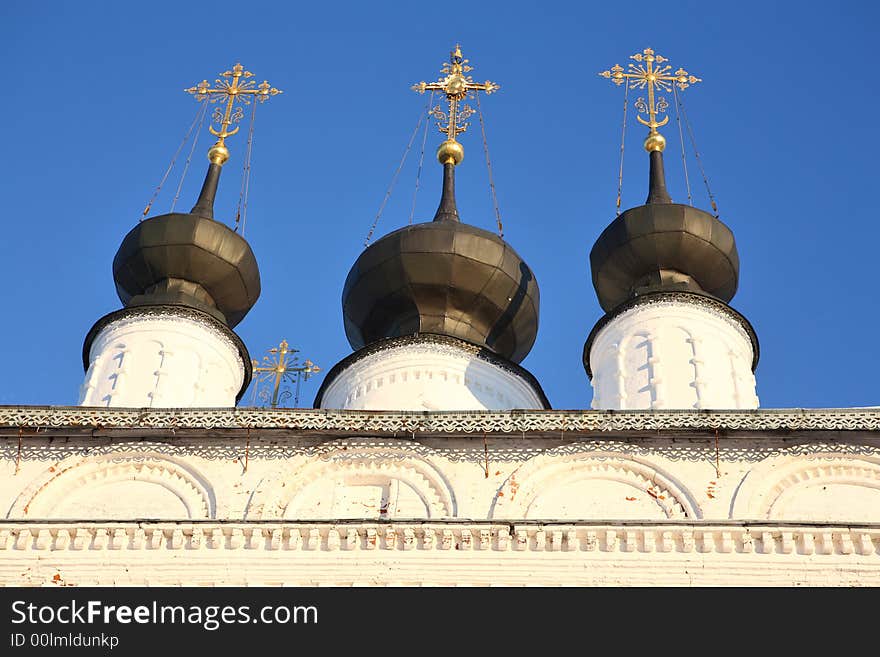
[1,521,878,586]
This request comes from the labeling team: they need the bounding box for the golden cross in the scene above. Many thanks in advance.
[185,63,282,164]
[599,48,701,151]
[412,45,499,145]
[251,339,319,408]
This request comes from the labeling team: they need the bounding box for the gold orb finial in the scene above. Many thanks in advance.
[437,139,464,166]
[643,132,666,153]
[207,141,230,165]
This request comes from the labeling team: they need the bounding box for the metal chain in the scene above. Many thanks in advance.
[409,91,433,225]
[364,107,426,246]
[677,90,719,215]
[475,93,503,237]
[235,100,258,235]
[673,86,693,206]
[141,101,205,220]
[170,101,208,213]
[616,82,628,215]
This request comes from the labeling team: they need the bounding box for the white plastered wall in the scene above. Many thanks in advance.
[2,429,880,586]
[78,311,245,408]
[319,340,544,411]
[589,297,759,410]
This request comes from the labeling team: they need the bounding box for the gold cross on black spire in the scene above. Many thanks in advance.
[185,63,282,166]
[412,45,499,166]
[599,48,701,152]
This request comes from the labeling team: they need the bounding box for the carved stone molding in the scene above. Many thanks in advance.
[491,449,698,520]
[1,521,878,557]
[1,434,879,468]
[7,452,215,519]
[1,406,879,435]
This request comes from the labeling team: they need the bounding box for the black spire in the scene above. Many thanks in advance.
[433,162,460,222]
[190,162,222,219]
[646,150,672,204]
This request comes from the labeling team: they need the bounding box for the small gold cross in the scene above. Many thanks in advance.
[251,339,319,408]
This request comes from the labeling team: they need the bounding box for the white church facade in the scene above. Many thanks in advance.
[1,49,878,587]
[2,406,879,586]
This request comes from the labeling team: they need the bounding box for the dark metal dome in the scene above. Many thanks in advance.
[342,163,539,364]
[111,164,261,328]
[589,151,739,313]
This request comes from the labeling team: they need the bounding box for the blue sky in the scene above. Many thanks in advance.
[2,0,878,409]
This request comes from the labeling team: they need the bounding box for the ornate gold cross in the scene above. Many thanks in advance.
[185,63,282,165]
[251,340,319,408]
[412,45,498,161]
[599,48,701,151]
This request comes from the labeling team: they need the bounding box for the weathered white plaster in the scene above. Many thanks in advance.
[730,453,880,521]
[2,408,879,586]
[78,311,245,408]
[589,297,759,410]
[8,452,214,520]
[319,340,544,411]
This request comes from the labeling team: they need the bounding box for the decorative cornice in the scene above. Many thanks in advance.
[1,406,879,436]
[2,435,880,466]
[2,521,879,557]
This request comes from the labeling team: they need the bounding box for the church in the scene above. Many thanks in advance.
[1,46,878,587]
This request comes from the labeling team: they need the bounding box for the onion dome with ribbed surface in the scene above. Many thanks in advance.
[585,46,759,410]
[112,163,261,329]
[342,161,539,364]
[589,150,739,313]
[79,61,283,409]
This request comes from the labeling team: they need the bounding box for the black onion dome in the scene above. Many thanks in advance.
[112,163,261,328]
[342,163,539,364]
[589,150,739,313]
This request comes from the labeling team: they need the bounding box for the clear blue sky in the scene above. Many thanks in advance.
[2,0,878,409]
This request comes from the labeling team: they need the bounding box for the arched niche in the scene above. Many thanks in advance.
[731,453,880,522]
[248,439,455,520]
[8,450,214,519]
[491,449,699,520]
